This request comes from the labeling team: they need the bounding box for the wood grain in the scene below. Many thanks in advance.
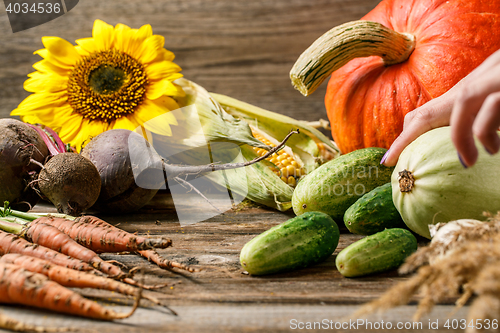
[0,198,467,333]
[0,196,467,332]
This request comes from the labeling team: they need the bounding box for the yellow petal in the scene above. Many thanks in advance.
[19,115,42,125]
[34,104,74,124]
[125,24,153,58]
[153,95,181,115]
[146,80,168,100]
[112,115,139,131]
[32,60,69,76]
[137,35,165,64]
[165,73,184,83]
[92,19,115,51]
[71,119,111,151]
[15,103,73,132]
[114,23,132,53]
[75,37,97,55]
[146,48,176,63]
[35,48,74,70]
[12,92,66,114]
[41,37,80,66]
[24,71,68,93]
[145,61,182,81]
[56,112,84,143]
[133,101,175,136]
[157,48,175,62]
[146,79,185,100]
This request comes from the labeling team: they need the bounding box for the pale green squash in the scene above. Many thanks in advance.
[392,126,500,239]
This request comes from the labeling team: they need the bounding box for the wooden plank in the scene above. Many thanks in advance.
[0,304,470,333]
[0,195,468,331]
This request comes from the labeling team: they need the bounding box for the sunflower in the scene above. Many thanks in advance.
[11,19,184,150]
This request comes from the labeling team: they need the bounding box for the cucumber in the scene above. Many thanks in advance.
[344,183,405,235]
[240,212,340,275]
[335,228,417,277]
[292,148,394,221]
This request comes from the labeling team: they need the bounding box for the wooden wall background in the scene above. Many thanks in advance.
[0,0,381,129]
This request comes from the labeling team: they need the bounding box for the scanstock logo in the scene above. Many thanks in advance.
[4,0,79,32]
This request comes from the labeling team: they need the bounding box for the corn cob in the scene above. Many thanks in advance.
[211,92,339,171]
[146,78,339,211]
[250,130,305,187]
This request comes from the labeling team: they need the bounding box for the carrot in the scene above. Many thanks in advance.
[70,216,197,272]
[0,311,74,332]
[0,219,128,279]
[21,221,127,278]
[1,211,194,273]
[0,262,141,320]
[75,216,197,272]
[0,222,169,291]
[20,222,168,289]
[0,230,94,272]
[28,215,195,272]
[31,215,172,253]
[0,253,173,312]
[138,250,198,273]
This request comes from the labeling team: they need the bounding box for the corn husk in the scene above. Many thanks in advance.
[211,93,339,172]
[167,78,270,150]
[146,78,337,211]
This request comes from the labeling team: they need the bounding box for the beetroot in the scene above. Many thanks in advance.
[0,119,49,210]
[81,129,162,213]
[38,153,101,216]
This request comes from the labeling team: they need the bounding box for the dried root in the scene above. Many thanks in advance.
[353,213,500,333]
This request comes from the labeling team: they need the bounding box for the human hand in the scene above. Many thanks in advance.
[449,50,500,167]
[382,48,500,167]
[380,84,457,166]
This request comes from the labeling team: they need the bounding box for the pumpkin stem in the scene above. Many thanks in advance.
[398,169,415,193]
[290,20,416,96]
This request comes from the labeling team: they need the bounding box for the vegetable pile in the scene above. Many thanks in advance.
[0,105,311,328]
[236,126,500,332]
[5,3,500,328]
[240,147,418,277]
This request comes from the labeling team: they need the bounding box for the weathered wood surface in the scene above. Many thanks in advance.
[0,0,471,331]
[0,194,469,333]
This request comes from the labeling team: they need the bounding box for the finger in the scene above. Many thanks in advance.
[382,103,451,166]
[472,91,500,154]
[450,68,500,167]
[402,108,417,130]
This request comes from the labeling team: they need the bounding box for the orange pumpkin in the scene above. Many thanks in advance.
[291,0,500,153]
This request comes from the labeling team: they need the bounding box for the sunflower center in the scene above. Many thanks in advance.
[67,49,149,121]
[89,65,126,95]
